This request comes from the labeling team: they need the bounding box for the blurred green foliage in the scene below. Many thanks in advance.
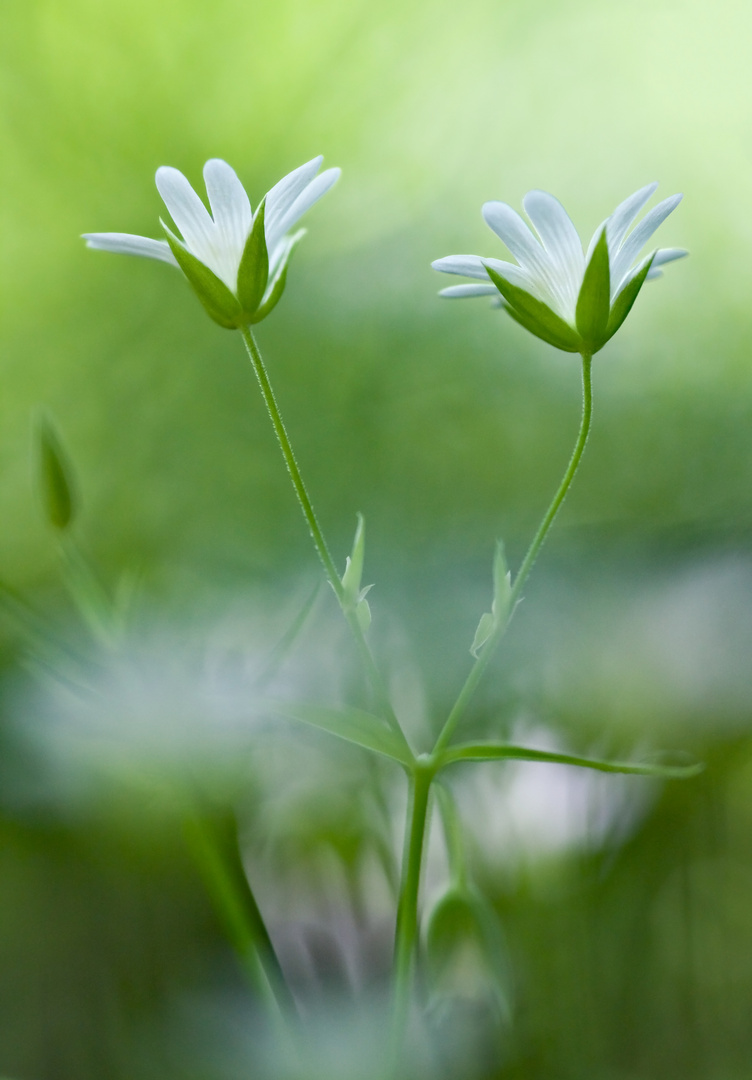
[2,0,752,1077]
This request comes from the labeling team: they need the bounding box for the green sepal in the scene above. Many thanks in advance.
[267,700,412,767]
[484,265,582,352]
[162,222,242,329]
[236,199,269,317]
[249,229,306,324]
[604,252,656,343]
[575,228,611,350]
[36,413,77,531]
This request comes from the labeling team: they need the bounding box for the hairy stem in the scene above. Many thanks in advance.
[433,352,593,754]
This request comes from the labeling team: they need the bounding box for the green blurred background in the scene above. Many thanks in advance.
[2,0,752,1076]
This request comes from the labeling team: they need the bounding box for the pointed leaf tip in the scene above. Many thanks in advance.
[37,413,77,530]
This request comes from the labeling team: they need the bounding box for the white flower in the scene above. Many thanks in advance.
[432,183,687,354]
[84,156,340,327]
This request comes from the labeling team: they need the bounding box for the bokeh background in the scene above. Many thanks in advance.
[2,0,752,1076]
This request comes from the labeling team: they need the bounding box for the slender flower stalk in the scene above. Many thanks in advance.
[386,352,594,1050]
[240,327,407,748]
[84,155,406,745]
[433,352,593,754]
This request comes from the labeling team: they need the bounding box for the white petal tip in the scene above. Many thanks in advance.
[155,164,179,184]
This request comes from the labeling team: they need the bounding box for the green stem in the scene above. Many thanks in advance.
[182,811,294,1017]
[239,327,405,744]
[433,352,593,754]
[391,761,433,1052]
[240,327,342,593]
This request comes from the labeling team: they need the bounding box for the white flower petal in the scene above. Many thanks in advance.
[483,258,543,292]
[264,157,323,248]
[267,167,340,253]
[431,254,493,280]
[439,283,499,298]
[483,201,571,319]
[586,218,608,263]
[612,251,654,298]
[83,233,178,266]
[522,190,584,310]
[203,158,252,254]
[155,166,218,269]
[651,247,688,267]
[605,183,658,252]
[611,194,683,286]
[482,201,549,274]
[613,246,687,297]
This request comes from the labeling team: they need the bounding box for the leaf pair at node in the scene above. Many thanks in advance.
[470,541,513,658]
[341,513,374,633]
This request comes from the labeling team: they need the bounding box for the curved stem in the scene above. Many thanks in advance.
[433,353,593,754]
[240,327,342,595]
[239,327,404,742]
[390,761,433,1055]
[182,811,294,1017]
[507,352,593,606]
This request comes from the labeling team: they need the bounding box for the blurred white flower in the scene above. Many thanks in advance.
[84,156,340,326]
[432,183,686,353]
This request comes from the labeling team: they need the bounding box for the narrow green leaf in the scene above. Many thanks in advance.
[356,596,372,633]
[236,199,269,317]
[268,700,413,766]
[36,413,76,530]
[342,512,366,605]
[249,229,306,324]
[162,224,242,329]
[439,741,704,778]
[425,886,513,1022]
[484,264,582,352]
[604,253,656,343]
[470,612,494,658]
[575,228,611,348]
